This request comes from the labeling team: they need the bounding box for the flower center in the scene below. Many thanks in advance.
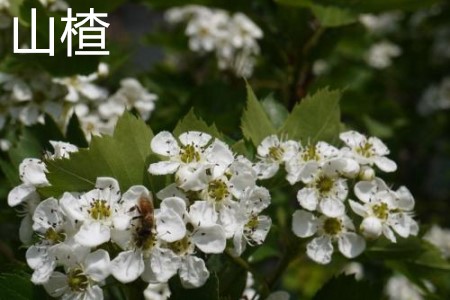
[89,199,111,220]
[323,218,342,236]
[134,229,156,251]
[44,228,65,244]
[67,268,89,292]
[208,179,229,202]
[180,144,201,163]
[168,236,192,256]
[316,175,334,194]
[356,142,374,158]
[301,145,320,161]
[268,146,284,161]
[372,203,389,220]
[245,215,259,232]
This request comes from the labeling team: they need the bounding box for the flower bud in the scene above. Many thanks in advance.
[359,166,375,181]
[360,216,382,239]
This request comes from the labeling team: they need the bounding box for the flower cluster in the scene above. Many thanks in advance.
[365,41,402,69]
[165,5,263,77]
[254,130,418,264]
[8,131,273,299]
[0,63,157,147]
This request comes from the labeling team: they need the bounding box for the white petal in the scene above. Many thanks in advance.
[354,180,379,203]
[43,272,68,297]
[60,192,85,224]
[144,283,171,300]
[323,158,360,178]
[146,248,181,283]
[349,200,367,217]
[253,161,279,179]
[338,232,366,258]
[395,186,415,211]
[232,230,247,257]
[19,158,49,186]
[156,184,188,201]
[316,142,340,158]
[189,201,217,227]
[149,161,180,175]
[151,131,180,156]
[7,184,36,207]
[32,198,63,232]
[241,186,271,214]
[111,250,144,283]
[156,208,186,243]
[306,236,333,264]
[297,188,318,211]
[360,217,382,240]
[383,225,397,243]
[74,222,110,247]
[84,249,111,282]
[110,229,133,250]
[84,285,104,300]
[374,156,397,172]
[319,198,345,218]
[292,210,318,238]
[369,137,390,156]
[160,196,187,217]
[298,162,320,183]
[95,177,121,203]
[205,140,234,177]
[257,135,279,157]
[192,225,226,253]
[179,256,210,288]
[339,131,366,148]
[389,213,413,238]
[177,164,209,191]
[179,131,211,147]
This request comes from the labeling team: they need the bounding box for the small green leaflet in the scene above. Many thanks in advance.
[241,82,277,147]
[173,108,223,139]
[280,88,341,144]
[39,113,154,198]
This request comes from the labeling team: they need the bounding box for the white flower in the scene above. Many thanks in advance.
[423,225,450,259]
[99,78,157,121]
[48,141,79,159]
[365,41,401,69]
[292,210,366,264]
[226,186,272,256]
[254,135,298,179]
[385,275,424,300]
[285,141,341,185]
[149,131,234,191]
[340,130,397,172]
[19,158,49,187]
[359,13,402,34]
[153,197,226,288]
[43,249,111,300]
[60,177,122,247]
[53,69,107,103]
[295,163,352,217]
[349,178,418,242]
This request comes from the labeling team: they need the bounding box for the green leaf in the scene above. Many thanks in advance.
[173,108,223,139]
[0,272,48,300]
[261,94,289,129]
[241,83,277,147]
[168,272,219,300]
[279,88,341,143]
[39,113,154,197]
[310,4,357,27]
[313,274,381,300]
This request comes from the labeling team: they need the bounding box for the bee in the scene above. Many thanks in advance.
[131,193,155,249]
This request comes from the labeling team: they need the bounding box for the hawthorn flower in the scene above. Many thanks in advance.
[154,197,226,288]
[349,178,418,241]
[109,186,180,284]
[254,135,298,179]
[292,210,366,264]
[99,78,157,121]
[60,177,122,247]
[26,198,89,284]
[365,41,401,69]
[424,225,450,259]
[340,130,397,172]
[295,161,354,217]
[285,141,341,185]
[43,249,111,300]
[149,131,234,191]
[224,186,272,256]
[144,283,171,300]
[48,141,79,159]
